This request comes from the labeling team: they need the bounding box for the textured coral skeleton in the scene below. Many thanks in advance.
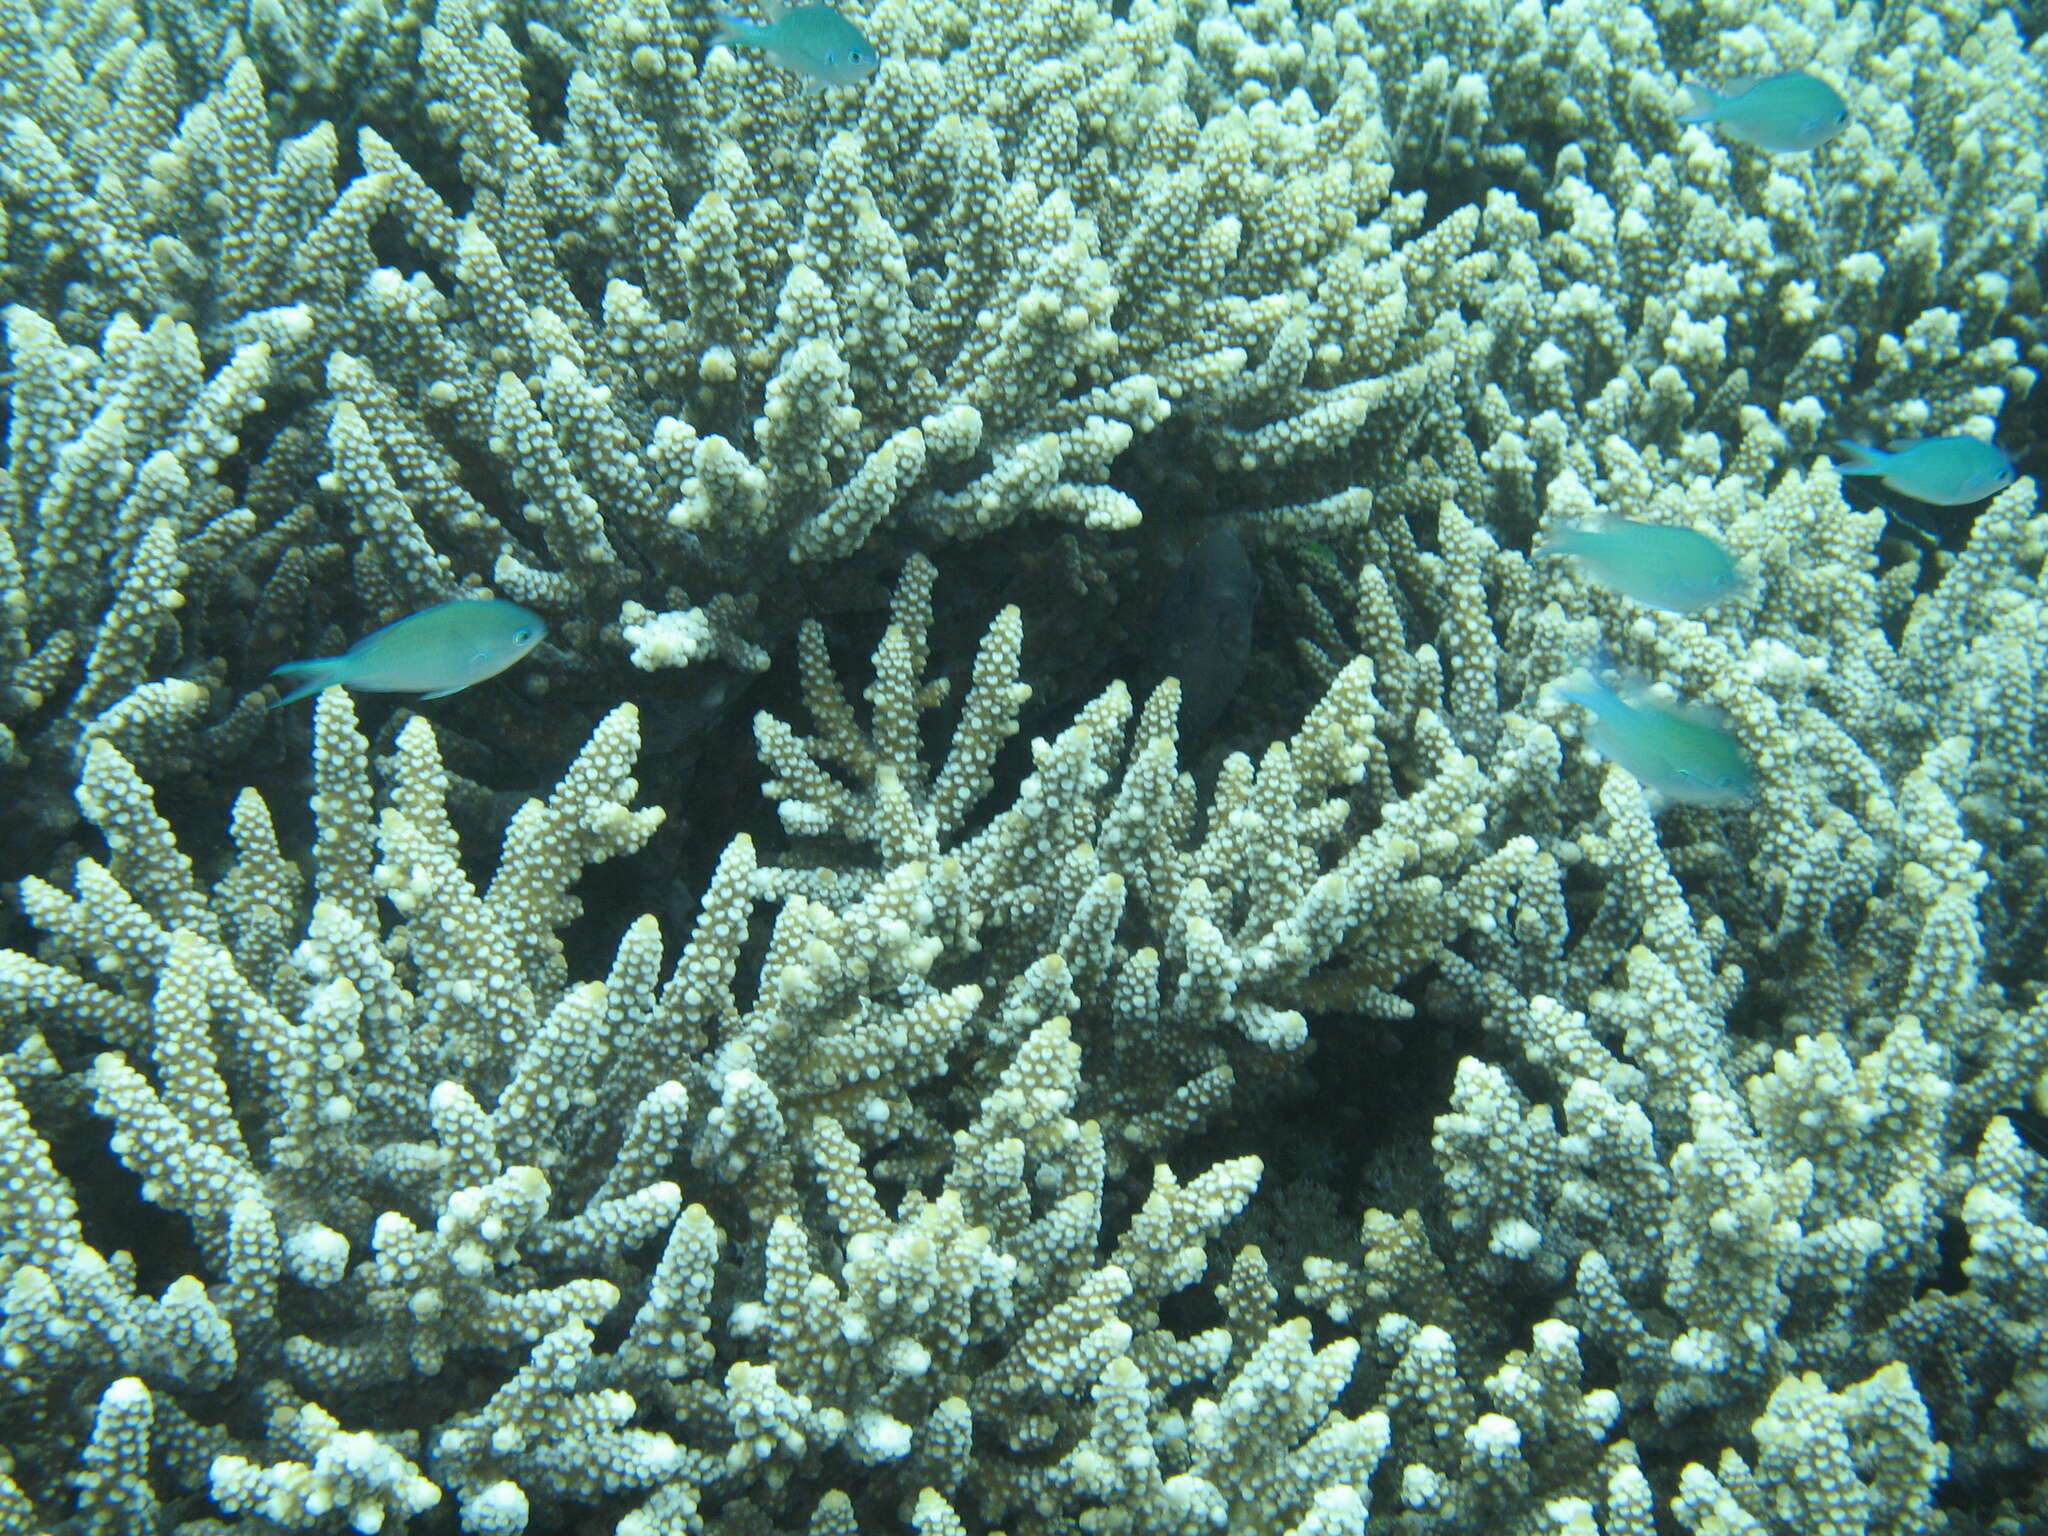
[6,0,2039,707]
[0,621,1407,1532]
[2,0,2047,1530]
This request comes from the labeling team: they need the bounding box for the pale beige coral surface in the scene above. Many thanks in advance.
[2,0,2047,1531]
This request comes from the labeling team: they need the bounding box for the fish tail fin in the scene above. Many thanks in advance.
[710,10,763,47]
[1549,665,1614,716]
[1535,519,1599,559]
[1555,642,1639,706]
[1550,669,1593,704]
[1830,438,1889,477]
[1676,81,1721,123]
[267,658,344,709]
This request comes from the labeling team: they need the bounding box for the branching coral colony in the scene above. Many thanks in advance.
[2,0,2047,1531]
[4,499,2046,1531]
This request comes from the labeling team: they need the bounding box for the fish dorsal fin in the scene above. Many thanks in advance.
[761,0,788,17]
[1665,696,1737,734]
[1675,81,1720,121]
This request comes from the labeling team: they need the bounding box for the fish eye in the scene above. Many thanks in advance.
[849,47,864,61]
[515,627,536,643]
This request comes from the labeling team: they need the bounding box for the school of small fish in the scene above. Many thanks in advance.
[1533,64,2027,810]
[268,33,2027,827]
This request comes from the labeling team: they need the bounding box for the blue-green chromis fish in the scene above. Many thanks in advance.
[711,1,879,90]
[1832,436,2019,506]
[1538,515,1741,613]
[1677,71,1850,153]
[268,599,546,708]
[1553,669,1756,808]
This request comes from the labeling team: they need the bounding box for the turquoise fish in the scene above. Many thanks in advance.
[1554,668,1756,808]
[1677,71,1850,153]
[1538,515,1741,613]
[711,2,879,90]
[269,599,545,708]
[1832,436,2018,507]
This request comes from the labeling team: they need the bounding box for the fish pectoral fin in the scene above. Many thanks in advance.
[1881,505,1941,548]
